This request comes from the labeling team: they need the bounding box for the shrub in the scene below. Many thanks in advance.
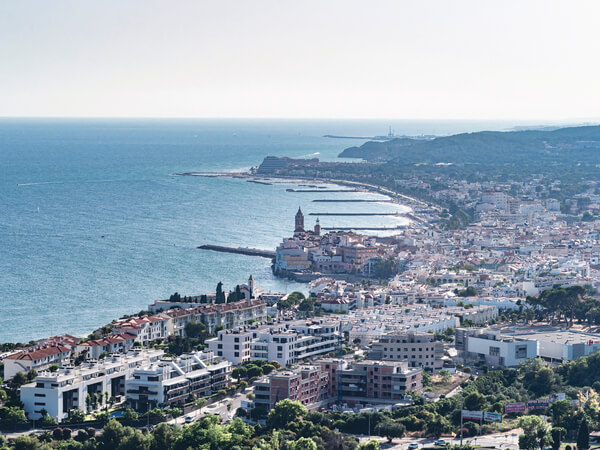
[52,428,63,440]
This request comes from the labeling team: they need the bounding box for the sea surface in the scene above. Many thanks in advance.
[0,118,535,342]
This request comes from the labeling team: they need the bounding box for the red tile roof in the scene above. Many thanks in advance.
[5,345,70,362]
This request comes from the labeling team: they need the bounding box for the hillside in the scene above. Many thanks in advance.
[339,125,600,166]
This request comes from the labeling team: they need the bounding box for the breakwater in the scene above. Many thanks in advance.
[197,245,275,259]
[322,226,405,231]
[309,212,400,216]
[285,188,357,193]
[312,199,392,203]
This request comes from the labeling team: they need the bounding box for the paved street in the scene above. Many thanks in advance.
[355,430,521,449]
[170,390,251,426]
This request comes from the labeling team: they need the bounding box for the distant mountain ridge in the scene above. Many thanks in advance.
[339,125,600,166]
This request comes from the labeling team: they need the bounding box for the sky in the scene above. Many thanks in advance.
[1,0,600,120]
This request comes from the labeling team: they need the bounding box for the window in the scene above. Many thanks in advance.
[489,346,500,357]
[515,345,528,359]
[34,393,46,397]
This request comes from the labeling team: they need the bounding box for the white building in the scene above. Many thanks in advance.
[21,350,164,421]
[207,320,342,367]
[456,328,537,368]
[3,345,72,380]
[126,351,232,410]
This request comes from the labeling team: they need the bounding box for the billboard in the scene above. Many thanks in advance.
[484,412,502,423]
[528,400,549,410]
[505,402,526,413]
[462,410,483,420]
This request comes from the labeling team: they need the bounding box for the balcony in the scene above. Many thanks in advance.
[127,389,158,396]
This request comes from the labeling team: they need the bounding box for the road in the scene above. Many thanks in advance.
[355,430,521,449]
[170,390,251,426]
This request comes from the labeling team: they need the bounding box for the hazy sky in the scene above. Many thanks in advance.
[1,0,599,119]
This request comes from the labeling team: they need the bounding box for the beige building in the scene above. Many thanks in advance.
[370,331,444,371]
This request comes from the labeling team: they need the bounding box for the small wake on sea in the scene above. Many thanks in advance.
[299,152,320,158]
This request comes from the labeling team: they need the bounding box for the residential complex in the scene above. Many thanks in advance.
[207,319,342,366]
[20,349,232,421]
[369,331,445,371]
[249,358,422,412]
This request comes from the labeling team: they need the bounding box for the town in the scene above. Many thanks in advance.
[3,179,600,449]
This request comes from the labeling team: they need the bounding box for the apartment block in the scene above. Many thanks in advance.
[369,331,444,371]
[126,351,232,410]
[253,365,330,411]
[21,350,164,421]
[207,320,342,367]
[320,359,423,406]
[251,358,422,412]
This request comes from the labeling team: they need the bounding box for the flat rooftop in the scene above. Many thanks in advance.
[523,331,600,345]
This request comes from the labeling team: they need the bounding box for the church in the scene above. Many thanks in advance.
[293,206,320,237]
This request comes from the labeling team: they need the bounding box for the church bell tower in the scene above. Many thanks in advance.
[295,207,305,233]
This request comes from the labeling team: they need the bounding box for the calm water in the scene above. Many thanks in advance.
[0,118,528,342]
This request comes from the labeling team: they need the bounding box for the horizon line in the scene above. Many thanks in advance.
[1,116,599,123]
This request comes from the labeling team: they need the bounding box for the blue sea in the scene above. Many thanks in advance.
[0,118,530,342]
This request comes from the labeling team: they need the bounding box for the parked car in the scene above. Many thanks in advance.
[434,439,446,445]
[184,416,192,424]
[408,444,419,449]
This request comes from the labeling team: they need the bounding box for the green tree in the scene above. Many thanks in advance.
[232,366,247,381]
[97,419,130,450]
[549,400,572,429]
[150,423,181,450]
[66,408,86,424]
[426,415,451,438]
[551,427,566,450]
[261,364,275,375]
[245,365,263,379]
[0,406,28,425]
[359,440,380,450]
[215,282,226,304]
[267,399,308,429]
[26,369,37,382]
[123,408,139,424]
[517,415,553,450]
[10,371,28,389]
[116,428,152,450]
[184,321,208,341]
[12,434,50,450]
[290,437,318,450]
[577,419,590,450]
[374,420,405,442]
[41,413,58,427]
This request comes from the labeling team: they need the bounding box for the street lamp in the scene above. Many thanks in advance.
[460,396,464,446]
